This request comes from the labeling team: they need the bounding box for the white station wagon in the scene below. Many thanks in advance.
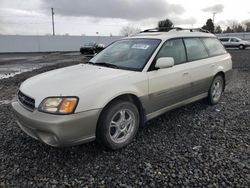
[12,28,232,150]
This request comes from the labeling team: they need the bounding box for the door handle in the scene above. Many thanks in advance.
[183,72,189,76]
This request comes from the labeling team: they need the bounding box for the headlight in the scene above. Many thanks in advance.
[39,97,78,114]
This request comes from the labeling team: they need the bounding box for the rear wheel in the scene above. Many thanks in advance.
[208,75,224,105]
[96,100,140,150]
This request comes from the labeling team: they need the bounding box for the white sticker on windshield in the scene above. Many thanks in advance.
[132,44,150,50]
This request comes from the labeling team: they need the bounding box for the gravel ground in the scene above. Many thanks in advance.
[0,50,249,187]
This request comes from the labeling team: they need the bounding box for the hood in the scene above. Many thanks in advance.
[20,64,132,106]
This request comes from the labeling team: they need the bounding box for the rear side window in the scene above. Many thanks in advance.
[202,38,226,56]
[219,38,229,42]
[184,38,209,61]
[230,38,239,42]
[156,39,186,65]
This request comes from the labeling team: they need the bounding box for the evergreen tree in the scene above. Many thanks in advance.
[158,19,174,31]
[202,19,215,33]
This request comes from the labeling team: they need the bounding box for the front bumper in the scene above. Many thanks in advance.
[12,101,101,147]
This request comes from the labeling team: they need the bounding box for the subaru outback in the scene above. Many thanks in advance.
[12,28,232,150]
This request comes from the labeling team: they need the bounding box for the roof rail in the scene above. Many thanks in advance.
[170,27,210,33]
[140,27,210,33]
[140,28,162,33]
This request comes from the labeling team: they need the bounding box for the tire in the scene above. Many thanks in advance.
[239,45,245,50]
[96,100,140,150]
[208,75,224,105]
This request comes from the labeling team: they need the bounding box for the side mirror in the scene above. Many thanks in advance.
[155,57,174,69]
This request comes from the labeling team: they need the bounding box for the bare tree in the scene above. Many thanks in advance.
[243,21,250,32]
[234,24,245,32]
[120,26,141,37]
[226,21,245,32]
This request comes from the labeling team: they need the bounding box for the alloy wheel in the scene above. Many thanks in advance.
[109,109,135,144]
[211,79,223,102]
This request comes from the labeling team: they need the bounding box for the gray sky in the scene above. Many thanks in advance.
[0,0,249,36]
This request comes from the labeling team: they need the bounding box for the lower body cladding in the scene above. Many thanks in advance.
[11,101,101,147]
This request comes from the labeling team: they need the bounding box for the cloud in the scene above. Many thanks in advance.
[172,17,197,25]
[0,0,41,11]
[40,0,185,20]
[202,4,224,13]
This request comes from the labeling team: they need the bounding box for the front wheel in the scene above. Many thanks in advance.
[96,100,140,150]
[239,45,245,50]
[208,75,224,105]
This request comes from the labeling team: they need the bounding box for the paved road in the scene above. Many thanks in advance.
[0,52,84,79]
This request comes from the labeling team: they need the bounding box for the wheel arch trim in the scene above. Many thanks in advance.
[97,93,146,129]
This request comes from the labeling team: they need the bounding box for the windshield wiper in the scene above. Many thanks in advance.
[95,62,119,69]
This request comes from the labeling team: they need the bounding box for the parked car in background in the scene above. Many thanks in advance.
[12,28,232,150]
[80,42,105,54]
[219,37,250,50]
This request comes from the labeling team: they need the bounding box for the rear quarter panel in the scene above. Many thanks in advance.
[212,53,232,75]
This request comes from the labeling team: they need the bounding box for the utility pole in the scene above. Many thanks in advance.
[213,12,217,24]
[212,12,217,33]
[51,8,55,36]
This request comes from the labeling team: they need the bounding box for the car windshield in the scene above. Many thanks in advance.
[89,39,161,71]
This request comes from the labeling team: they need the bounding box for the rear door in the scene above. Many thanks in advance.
[183,37,212,96]
[229,37,240,47]
[146,38,191,114]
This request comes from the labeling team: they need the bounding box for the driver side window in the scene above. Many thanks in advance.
[156,39,187,65]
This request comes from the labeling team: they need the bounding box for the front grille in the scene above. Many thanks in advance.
[18,91,35,111]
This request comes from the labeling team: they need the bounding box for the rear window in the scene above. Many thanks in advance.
[184,38,209,61]
[202,38,226,56]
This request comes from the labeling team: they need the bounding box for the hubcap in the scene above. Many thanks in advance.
[211,79,223,102]
[109,109,135,144]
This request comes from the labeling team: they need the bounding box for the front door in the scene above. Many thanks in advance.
[146,38,191,114]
